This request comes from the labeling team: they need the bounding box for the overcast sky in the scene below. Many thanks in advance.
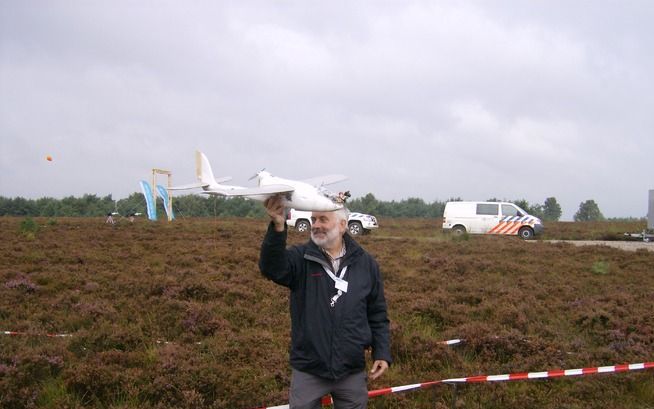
[1,1,652,220]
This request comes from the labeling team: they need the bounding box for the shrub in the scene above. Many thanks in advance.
[592,261,610,275]
[5,274,38,293]
[20,217,39,238]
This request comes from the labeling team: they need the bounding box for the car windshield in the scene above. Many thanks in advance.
[502,204,529,217]
[514,205,528,217]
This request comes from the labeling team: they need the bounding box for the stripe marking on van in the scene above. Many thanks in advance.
[488,216,536,235]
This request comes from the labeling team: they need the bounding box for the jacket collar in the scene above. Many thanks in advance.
[305,233,362,267]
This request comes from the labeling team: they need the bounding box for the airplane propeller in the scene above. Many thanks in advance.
[248,168,266,181]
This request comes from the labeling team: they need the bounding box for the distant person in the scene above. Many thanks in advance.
[260,195,391,409]
[105,213,115,225]
[127,213,135,223]
[336,190,351,204]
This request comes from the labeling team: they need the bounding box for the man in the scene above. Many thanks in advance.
[105,212,115,225]
[260,195,391,409]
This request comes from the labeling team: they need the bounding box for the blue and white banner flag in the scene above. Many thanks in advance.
[139,180,157,221]
[157,184,175,220]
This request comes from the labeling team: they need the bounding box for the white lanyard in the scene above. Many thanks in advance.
[322,265,348,307]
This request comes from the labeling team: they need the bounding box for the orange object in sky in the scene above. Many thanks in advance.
[46,155,52,161]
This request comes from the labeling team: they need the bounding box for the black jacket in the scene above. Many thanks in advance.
[259,223,392,380]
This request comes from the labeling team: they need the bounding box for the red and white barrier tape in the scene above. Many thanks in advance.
[4,329,460,347]
[156,340,203,345]
[2,330,72,338]
[252,361,654,409]
[3,330,203,344]
[438,338,463,346]
[441,361,654,383]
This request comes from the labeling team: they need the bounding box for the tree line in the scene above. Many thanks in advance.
[0,194,266,219]
[0,193,612,221]
[347,194,566,221]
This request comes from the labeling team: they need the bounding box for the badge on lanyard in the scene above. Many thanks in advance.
[334,276,348,293]
[323,265,349,307]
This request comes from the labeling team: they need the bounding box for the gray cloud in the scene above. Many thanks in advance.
[1,1,653,219]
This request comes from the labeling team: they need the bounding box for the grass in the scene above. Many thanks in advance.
[36,376,79,408]
[0,217,653,409]
[591,260,610,275]
[19,217,39,240]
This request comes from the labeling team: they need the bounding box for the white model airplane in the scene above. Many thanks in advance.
[170,151,348,211]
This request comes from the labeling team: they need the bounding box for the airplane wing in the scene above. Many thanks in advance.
[301,174,348,187]
[169,182,210,190]
[201,184,294,197]
[170,177,232,190]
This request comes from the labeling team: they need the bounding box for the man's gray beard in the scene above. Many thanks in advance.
[311,224,341,248]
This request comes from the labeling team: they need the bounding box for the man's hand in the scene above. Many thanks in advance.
[264,195,286,232]
[369,360,388,380]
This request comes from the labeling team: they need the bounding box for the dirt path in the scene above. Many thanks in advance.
[537,240,654,252]
[374,236,654,252]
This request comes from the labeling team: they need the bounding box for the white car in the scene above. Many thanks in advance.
[286,209,379,236]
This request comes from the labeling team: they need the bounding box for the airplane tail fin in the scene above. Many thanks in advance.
[196,150,217,185]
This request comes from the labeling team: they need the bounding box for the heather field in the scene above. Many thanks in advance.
[1,216,653,409]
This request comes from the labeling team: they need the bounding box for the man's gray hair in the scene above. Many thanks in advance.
[334,207,350,222]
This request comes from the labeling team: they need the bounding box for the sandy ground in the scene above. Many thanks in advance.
[376,236,654,252]
[537,240,654,252]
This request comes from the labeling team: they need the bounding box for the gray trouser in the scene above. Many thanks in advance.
[289,368,368,409]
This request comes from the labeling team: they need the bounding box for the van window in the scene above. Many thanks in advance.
[502,204,519,217]
[476,203,499,215]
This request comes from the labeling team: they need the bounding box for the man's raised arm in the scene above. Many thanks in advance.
[259,195,294,287]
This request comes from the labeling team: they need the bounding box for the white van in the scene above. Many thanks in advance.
[442,201,543,239]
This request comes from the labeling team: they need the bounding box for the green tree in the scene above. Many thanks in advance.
[399,197,427,217]
[529,204,544,219]
[0,197,10,215]
[513,199,530,212]
[574,200,605,221]
[0,197,37,216]
[427,201,446,218]
[542,197,562,221]
[35,197,59,217]
[173,195,211,217]
[348,193,380,215]
[116,193,147,216]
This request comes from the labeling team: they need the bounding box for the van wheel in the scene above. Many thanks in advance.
[519,226,534,240]
[452,226,466,236]
[296,220,310,233]
[349,221,363,236]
